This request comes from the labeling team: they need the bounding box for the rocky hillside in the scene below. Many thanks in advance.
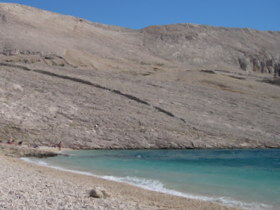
[1,3,280,75]
[141,24,280,75]
[0,3,279,149]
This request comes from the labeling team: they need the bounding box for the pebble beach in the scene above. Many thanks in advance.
[0,145,235,210]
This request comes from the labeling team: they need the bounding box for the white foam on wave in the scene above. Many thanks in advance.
[20,157,93,176]
[21,157,49,166]
[20,157,272,210]
[101,176,271,210]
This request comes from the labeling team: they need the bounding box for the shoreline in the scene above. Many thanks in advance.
[0,145,235,210]
[23,155,270,210]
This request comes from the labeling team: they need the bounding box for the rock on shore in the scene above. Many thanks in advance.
[0,144,58,158]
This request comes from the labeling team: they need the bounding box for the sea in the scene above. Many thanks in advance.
[22,149,280,210]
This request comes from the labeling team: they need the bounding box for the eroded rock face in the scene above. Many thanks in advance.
[238,58,250,71]
[140,24,280,73]
[274,63,280,77]
[237,54,280,77]
[0,50,72,67]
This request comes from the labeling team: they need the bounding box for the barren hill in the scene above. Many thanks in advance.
[0,3,279,149]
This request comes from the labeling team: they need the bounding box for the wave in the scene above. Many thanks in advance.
[20,157,272,210]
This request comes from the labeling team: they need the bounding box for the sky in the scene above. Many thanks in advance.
[1,0,280,31]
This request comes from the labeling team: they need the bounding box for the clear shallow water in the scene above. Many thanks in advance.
[24,149,280,209]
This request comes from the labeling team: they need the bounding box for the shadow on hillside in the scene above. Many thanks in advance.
[262,78,280,86]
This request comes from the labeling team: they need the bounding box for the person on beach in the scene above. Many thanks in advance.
[57,141,62,151]
[7,139,15,145]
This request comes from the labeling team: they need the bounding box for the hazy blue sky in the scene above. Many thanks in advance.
[2,0,280,31]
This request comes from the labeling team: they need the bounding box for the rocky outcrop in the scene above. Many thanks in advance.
[238,56,280,77]
[0,49,72,67]
[274,63,280,77]
[0,144,58,158]
[140,24,280,75]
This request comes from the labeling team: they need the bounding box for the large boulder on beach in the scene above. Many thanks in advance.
[89,187,109,198]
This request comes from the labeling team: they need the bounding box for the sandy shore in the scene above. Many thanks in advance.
[0,146,236,210]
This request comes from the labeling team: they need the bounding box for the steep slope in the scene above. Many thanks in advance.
[0,3,280,149]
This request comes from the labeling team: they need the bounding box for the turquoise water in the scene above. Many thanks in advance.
[25,149,280,209]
